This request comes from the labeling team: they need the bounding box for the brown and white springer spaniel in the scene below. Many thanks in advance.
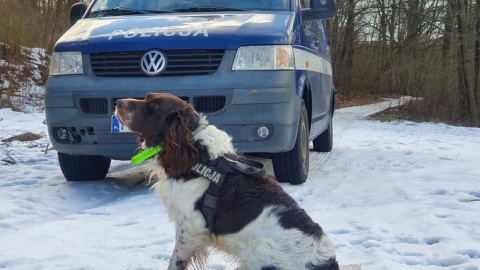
[115,93,339,270]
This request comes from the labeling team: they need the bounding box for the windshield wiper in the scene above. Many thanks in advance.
[89,7,173,17]
[171,6,250,12]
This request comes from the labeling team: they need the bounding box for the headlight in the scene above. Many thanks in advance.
[49,51,83,75]
[232,45,294,70]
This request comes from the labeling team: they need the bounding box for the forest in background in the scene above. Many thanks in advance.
[0,0,77,110]
[329,0,480,125]
[0,0,479,126]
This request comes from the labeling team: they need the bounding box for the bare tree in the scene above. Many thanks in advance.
[338,0,357,95]
[475,0,480,118]
[456,0,477,123]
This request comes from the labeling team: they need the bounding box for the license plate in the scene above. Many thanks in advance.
[111,115,131,133]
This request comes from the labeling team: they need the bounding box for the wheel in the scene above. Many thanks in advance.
[271,102,309,185]
[312,109,333,152]
[57,152,111,181]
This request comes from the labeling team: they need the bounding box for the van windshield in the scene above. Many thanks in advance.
[88,0,290,17]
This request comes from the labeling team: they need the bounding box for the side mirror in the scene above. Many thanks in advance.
[304,0,337,20]
[70,3,87,26]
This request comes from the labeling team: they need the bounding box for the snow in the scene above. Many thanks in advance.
[1,97,479,270]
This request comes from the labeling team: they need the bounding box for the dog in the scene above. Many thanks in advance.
[115,93,339,270]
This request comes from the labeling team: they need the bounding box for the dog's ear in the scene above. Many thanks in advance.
[161,105,200,176]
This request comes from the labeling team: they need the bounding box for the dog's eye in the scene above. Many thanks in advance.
[149,101,161,110]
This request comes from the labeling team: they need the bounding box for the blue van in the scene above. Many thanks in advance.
[45,0,336,185]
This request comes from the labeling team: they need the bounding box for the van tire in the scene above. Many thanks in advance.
[271,102,309,185]
[312,110,333,152]
[58,152,111,181]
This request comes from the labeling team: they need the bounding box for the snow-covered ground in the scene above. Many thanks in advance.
[1,98,479,270]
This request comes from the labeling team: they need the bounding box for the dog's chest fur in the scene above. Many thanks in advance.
[152,170,210,229]
[149,123,235,229]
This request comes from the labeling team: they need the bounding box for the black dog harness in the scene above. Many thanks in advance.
[190,154,266,230]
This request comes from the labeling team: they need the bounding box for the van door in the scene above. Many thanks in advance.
[300,0,333,137]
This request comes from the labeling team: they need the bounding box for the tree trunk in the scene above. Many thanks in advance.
[475,0,480,121]
[339,0,356,95]
[457,0,478,124]
[442,0,455,63]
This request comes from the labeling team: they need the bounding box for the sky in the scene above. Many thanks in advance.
[0,97,479,270]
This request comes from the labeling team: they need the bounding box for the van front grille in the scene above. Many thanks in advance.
[194,96,226,113]
[109,96,225,113]
[78,96,225,115]
[111,96,190,113]
[90,50,224,77]
[79,98,108,114]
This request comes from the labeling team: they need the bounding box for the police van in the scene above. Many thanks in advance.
[45,0,337,185]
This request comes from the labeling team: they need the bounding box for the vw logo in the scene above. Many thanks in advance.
[140,50,166,76]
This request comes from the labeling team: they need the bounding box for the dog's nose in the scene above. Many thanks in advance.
[116,99,127,110]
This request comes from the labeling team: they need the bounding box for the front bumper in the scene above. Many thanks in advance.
[45,51,301,160]
[46,97,300,160]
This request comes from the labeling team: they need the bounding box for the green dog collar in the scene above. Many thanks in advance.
[131,146,163,165]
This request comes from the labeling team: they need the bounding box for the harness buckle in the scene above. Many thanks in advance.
[223,155,238,163]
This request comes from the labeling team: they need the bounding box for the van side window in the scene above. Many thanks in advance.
[299,0,310,9]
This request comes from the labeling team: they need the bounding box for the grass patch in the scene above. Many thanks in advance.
[336,92,400,109]
[367,98,473,126]
[369,99,430,122]
[2,132,43,143]
[328,93,474,127]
